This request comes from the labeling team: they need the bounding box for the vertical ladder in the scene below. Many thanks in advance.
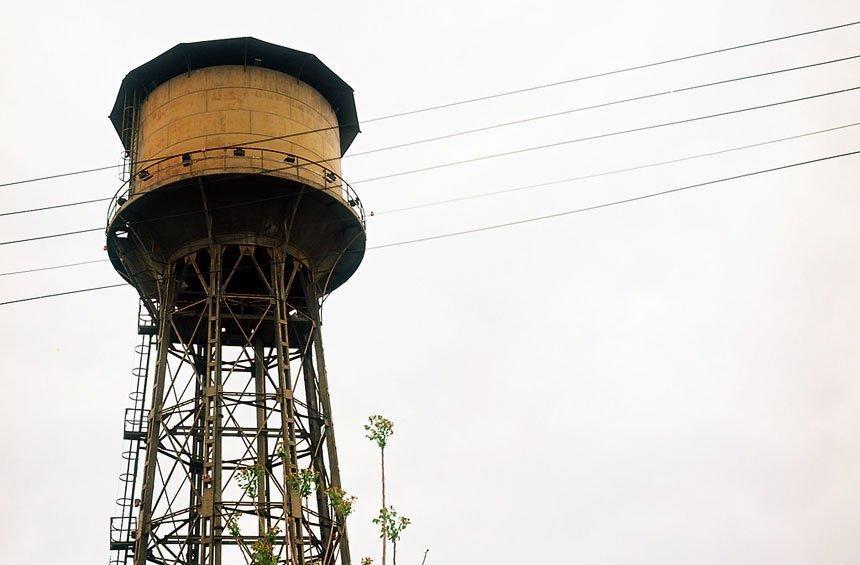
[119,88,140,192]
[109,300,157,564]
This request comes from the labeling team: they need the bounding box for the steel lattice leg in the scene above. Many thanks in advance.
[132,244,350,565]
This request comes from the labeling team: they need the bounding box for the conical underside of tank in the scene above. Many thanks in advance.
[106,174,366,298]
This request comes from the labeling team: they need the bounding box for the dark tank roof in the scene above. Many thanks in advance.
[109,36,359,155]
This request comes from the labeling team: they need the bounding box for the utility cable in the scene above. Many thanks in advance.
[4,117,860,277]
[348,53,860,158]
[351,84,860,184]
[368,148,860,249]
[0,197,113,217]
[0,82,856,248]
[0,284,127,306]
[3,117,857,279]
[368,20,860,122]
[0,259,107,277]
[10,52,858,217]
[2,146,857,306]
[0,227,103,246]
[122,114,860,227]
[372,120,860,214]
[1,19,857,190]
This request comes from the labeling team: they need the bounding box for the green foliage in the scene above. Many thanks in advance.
[238,465,264,500]
[372,506,411,544]
[364,415,394,450]
[286,468,318,498]
[226,513,241,537]
[325,486,357,517]
[361,558,374,565]
[251,526,280,565]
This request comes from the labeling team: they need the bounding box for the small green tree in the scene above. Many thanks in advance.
[226,513,242,537]
[238,465,264,500]
[373,506,410,565]
[364,415,394,450]
[365,415,394,565]
[286,468,318,499]
[235,464,280,564]
[320,485,357,565]
[325,486,356,517]
[251,525,280,565]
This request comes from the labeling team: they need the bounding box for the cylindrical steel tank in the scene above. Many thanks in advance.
[106,37,365,297]
[133,65,343,195]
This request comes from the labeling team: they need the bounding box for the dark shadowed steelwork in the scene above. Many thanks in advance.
[106,37,363,565]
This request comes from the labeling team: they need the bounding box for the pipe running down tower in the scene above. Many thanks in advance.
[105,37,364,565]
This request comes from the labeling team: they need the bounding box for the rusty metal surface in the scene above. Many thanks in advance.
[109,37,359,155]
[120,245,351,565]
[127,64,344,197]
[106,39,360,565]
[105,40,366,297]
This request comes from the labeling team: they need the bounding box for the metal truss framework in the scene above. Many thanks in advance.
[130,243,351,565]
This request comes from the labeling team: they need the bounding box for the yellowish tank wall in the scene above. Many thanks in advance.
[133,65,343,198]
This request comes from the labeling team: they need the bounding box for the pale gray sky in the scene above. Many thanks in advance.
[1,1,859,564]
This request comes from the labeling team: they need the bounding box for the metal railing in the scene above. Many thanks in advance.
[109,516,136,549]
[106,145,366,230]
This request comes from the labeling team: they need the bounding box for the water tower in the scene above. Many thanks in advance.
[105,37,364,565]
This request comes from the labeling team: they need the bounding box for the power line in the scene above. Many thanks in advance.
[0,284,127,306]
[351,85,860,184]
[0,197,112,218]
[0,227,103,246]
[372,120,860,215]
[4,118,856,279]
[367,20,860,122]
[0,259,107,277]
[348,53,860,158]
[1,251,360,306]
[2,146,857,306]
[1,82,856,248]
[368,148,860,249]
[14,51,858,218]
[0,126,343,191]
[2,117,857,279]
[1,19,857,190]
[0,165,125,190]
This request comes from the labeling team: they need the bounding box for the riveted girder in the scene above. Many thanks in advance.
[131,244,351,565]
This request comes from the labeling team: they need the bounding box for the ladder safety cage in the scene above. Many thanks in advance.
[108,300,157,564]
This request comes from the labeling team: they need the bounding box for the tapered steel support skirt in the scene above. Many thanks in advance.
[131,243,351,565]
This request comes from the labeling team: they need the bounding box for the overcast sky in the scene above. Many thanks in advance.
[1,1,859,564]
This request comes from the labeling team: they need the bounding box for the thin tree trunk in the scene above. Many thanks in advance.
[393,541,397,565]
[381,447,387,565]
